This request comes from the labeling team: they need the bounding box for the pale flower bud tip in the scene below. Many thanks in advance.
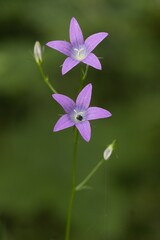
[34,41,42,64]
[103,139,116,161]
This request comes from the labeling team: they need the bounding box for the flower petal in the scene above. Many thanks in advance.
[46,40,72,56]
[52,94,75,113]
[86,107,112,120]
[82,53,102,70]
[62,57,79,75]
[76,83,92,109]
[53,114,74,132]
[69,17,84,47]
[85,32,108,53]
[76,121,91,142]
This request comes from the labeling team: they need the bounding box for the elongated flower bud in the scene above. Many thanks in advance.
[103,140,116,160]
[34,41,42,64]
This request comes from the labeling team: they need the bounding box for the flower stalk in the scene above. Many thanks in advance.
[34,41,57,94]
[76,159,104,191]
[65,128,79,240]
[79,64,89,91]
[37,63,57,94]
[76,140,115,191]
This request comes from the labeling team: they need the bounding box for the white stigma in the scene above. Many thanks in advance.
[72,47,87,61]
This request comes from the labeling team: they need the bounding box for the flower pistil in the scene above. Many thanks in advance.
[72,46,86,61]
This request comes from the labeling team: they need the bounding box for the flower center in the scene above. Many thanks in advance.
[72,47,87,61]
[71,109,86,123]
[76,114,83,121]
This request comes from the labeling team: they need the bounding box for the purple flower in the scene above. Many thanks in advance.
[52,83,112,142]
[46,17,108,75]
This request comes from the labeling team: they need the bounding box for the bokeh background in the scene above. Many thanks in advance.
[0,0,160,239]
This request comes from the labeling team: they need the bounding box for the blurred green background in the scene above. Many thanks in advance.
[0,0,160,239]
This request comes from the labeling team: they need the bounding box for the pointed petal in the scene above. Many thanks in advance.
[76,83,92,109]
[69,17,84,47]
[82,53,102,70]
[86,107,112,120]
[76,121,91,142]
[52,94,75,113]
[46,40,72,56]
[62,57,79,75]
[85,32,108,53]
[54,114,74,132]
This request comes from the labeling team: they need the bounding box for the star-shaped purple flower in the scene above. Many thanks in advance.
[46,17,108,75]
[52,83,112,142]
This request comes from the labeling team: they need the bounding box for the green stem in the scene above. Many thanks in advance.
[65,64,89,240]
[79,65,89,91]
[37,63,58,94]
[82,64,89,82]
[65,128,79,240]
[75,159,104,191]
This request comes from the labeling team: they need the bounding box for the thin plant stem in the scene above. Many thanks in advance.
[79,65,89,91]
[65,65,89,240]
[37,63,58,94]
[65,128,79,240]
[82,64,89,82]
[76,159,104,191]
[75,140,116,191]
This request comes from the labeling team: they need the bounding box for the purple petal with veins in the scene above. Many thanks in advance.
[82,53,102,70]
[76,83,92,109]
[85,32,108,54]
[52,94,75,113]
[54,114,74,132]
[46,41,72,56]
[69,17,84,47]
[76,121,91,142]
[62,57,79,75]
[86,107,112,120]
